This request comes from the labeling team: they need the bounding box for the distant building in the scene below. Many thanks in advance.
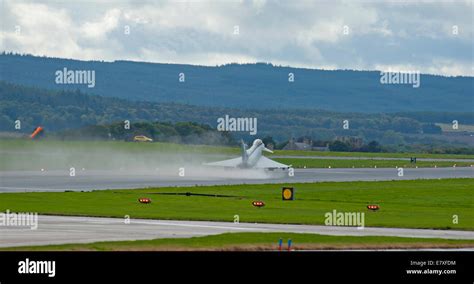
[335,136,363,148]
[266,143,275,150]
[312,146,329,151]
[282,138,329,151]
[283,138,310,150]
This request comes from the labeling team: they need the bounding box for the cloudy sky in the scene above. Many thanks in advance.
[1,0,472,76]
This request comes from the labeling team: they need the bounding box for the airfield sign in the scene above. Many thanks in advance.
[282,187,294,201]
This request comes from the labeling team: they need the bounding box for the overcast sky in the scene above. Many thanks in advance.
[1,0,472,76]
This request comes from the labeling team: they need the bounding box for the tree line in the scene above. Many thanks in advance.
[1,81,473,152]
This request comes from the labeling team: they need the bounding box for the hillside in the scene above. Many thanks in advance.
[1,53,472,113]
[1,81,473,148]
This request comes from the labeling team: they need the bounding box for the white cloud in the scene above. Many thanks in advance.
[1,3,80,57]
[80,8,122,41]
[1,0,472,76]
[375,59,473,77]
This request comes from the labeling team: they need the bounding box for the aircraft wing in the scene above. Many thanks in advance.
[204,157,243,168]
[253,156,290,169]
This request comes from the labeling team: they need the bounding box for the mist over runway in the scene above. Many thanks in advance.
[0,167,472,193]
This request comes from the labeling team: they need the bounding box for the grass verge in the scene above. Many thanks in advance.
[0,179,472,230]
[2,232,473,251]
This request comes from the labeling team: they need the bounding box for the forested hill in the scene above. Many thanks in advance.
[1,81,473,145]
[1,53,472,113]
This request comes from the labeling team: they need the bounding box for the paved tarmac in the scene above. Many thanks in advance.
[1,215,473,248]
[0,167,472,192]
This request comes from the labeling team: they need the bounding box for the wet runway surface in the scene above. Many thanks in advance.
[0,167,472,192]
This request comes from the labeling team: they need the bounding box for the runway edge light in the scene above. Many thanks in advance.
[282,187,294,201]
[138,197,152,204]
[367,204,379,211]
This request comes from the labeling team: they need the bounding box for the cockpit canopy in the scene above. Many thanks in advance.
[253,139,263,146]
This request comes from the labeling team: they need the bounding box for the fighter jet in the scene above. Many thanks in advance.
[204,139,290,170]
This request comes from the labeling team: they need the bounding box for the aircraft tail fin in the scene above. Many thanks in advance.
[241,139,248,163]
